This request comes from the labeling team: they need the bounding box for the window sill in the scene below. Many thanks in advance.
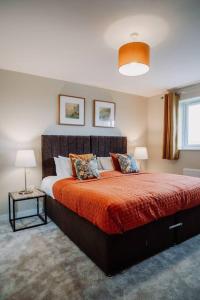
[179,148,200,151]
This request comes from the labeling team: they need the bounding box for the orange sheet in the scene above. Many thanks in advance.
[53,171,200,234]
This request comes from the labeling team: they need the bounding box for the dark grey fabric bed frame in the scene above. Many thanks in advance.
[42,135,200,275]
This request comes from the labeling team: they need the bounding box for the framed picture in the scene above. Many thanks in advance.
[59,95,85,126]
[93,100,115,127]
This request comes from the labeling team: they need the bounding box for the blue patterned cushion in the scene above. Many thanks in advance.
[74,158,100,180]
[117,154,139,174]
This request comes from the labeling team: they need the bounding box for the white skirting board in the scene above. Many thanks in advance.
[183,168,200,178]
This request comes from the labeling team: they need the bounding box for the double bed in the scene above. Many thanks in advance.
[42,135,200,275]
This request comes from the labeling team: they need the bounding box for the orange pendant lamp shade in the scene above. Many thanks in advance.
[118,42,150,76]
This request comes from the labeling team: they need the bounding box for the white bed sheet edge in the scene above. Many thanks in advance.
[40,176,64,198]
[41,170,111,198]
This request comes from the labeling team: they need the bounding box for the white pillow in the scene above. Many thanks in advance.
[59,156,72,176]
[98,157,114,170]
[54,156,72,177]
[54,157,62,177]
[97,157,103,170]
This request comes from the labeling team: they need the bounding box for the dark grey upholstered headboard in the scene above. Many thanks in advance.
[91,136,127,157]
[42,135,90,178]
[41,135,127,178]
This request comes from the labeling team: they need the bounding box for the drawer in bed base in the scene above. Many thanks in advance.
[146,215,176,255]
[175,205,200,243]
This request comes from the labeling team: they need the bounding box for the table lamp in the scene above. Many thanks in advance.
[15,150,36,194]
[134,147,148,170]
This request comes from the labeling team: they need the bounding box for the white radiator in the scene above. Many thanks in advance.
[183,168,200,178]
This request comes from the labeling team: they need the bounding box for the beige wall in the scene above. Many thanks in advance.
[147,94,200,173]
[0,69,147,215]
[1,70,200,216]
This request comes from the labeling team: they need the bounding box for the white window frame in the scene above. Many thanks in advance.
[179,97,200,150]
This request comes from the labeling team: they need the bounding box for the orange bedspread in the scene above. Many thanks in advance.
[53,171,200,234]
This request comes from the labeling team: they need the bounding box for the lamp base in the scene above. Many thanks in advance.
[19,190,33,195]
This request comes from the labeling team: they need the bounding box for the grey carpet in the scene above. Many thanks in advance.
[1,218,200,300]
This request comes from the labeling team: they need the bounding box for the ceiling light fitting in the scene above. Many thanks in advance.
[118,33,150,76]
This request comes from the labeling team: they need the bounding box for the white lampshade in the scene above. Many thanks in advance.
[134,147,148,160]
[15,150,36,168]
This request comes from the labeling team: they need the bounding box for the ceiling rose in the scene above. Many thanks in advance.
[105,15,169,49]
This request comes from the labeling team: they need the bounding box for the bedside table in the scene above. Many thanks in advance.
[8,189,47,232]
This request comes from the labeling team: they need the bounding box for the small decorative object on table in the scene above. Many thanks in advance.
[15,149,36,194]
[8,189,47,232]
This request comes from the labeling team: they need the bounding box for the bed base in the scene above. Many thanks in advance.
[47,195,200,275]
[42,135,200,274]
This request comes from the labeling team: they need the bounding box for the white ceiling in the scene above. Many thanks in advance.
[0,0,200,97]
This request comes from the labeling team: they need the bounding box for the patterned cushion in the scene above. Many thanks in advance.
[117,154,139,174]
[69,153,94,177]
[74,158,100,180]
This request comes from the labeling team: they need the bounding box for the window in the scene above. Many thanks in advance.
[179,98,200,149]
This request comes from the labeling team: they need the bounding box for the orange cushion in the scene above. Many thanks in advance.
[110,153,121,171]
[69,153,94,177]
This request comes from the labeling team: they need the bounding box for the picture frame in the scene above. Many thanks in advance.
[93,100,115,128]
[59,94,85,126]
